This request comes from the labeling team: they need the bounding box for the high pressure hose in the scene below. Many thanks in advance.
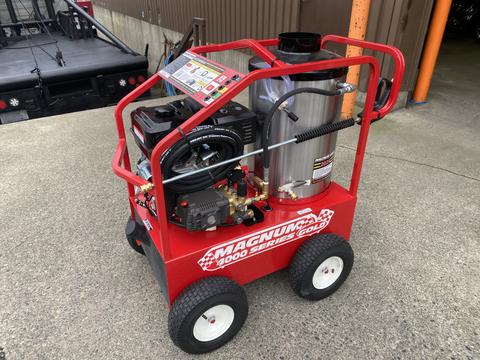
[161,125,244,193]
[261,86,350,183]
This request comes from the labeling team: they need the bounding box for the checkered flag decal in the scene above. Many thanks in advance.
[318,209,335,226]
[198,252,217,271]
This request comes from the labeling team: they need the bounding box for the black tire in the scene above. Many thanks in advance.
[125,217,145,255]
[474,22,480,42]
[168,276,248,354]
[289,234,354,301]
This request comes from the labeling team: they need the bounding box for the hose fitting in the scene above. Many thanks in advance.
[336,81,356,94]
[253,176,269,201]
[140,183,154,193]
[278,180,311,200]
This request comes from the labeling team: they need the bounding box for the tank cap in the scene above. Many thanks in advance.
[278,32,321,53]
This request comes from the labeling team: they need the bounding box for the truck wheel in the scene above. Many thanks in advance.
[125,217,145,255]
[289,234,353,300]
[475,22,480,42]
[168,277,248,354]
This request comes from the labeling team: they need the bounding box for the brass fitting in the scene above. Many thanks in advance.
[140,182,154,193]
[217,176,269,217]
[253,176,269,201]
[287,189,298,200]
[219,187,249,216]
[277,185,298,200]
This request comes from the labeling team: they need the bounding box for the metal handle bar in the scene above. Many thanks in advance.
[322,35,405,120]
[112,54,381,188]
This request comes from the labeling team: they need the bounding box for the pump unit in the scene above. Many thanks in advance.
[112,32,405,354]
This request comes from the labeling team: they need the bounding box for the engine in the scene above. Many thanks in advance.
[130,97,267,231]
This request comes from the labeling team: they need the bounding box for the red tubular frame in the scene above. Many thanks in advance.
[113,36,405,263]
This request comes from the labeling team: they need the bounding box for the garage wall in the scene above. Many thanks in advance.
[92,0,434,108]
[298,0,353,55]
[342,0,434,108]
[91,0,352,77]
[92,4,256,75]
[93,0,301,43]
[359,0,434,94]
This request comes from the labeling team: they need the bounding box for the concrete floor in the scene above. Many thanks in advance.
[1,39,479,360]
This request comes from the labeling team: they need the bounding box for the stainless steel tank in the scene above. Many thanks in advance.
[249,33,347,199]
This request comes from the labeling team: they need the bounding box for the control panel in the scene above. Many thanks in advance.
[158,51,244,107]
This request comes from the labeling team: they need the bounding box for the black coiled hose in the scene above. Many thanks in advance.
[295,117,355,143]
[161,125,243,193]
[262,87,342,170]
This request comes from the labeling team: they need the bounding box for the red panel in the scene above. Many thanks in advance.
[76,1,94,16]
[134,182,356,304]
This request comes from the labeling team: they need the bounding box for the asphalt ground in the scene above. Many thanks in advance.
[1,39,479,359]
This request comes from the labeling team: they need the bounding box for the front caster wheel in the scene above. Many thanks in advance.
[125,216,145,255]
[168,277,248,354]
[289,234,354,300]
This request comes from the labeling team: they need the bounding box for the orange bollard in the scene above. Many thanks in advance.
[412,0,453,103]
[341,0,372,119]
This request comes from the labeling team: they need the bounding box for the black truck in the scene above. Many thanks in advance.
[0,0,149,124]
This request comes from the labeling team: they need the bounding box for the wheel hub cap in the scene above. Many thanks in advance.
[193,304,235,342]
[312,256,344,289]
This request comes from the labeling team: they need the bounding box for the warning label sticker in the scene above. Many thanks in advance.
[312,151,335,183]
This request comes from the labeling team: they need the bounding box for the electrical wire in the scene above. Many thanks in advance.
[164,51,176,96]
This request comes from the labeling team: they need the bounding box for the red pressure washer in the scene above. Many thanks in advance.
[113,33,405,354]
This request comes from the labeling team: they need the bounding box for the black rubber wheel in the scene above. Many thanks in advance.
[289,234,354,300]
[125,217,145,255]
[474,22,480,42]
[168,276,248,354]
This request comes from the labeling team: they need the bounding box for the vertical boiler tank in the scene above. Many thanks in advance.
[249,33,348,199]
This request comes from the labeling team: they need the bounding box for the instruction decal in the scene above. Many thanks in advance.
[159,51,224,95]
[158,50,244,106]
